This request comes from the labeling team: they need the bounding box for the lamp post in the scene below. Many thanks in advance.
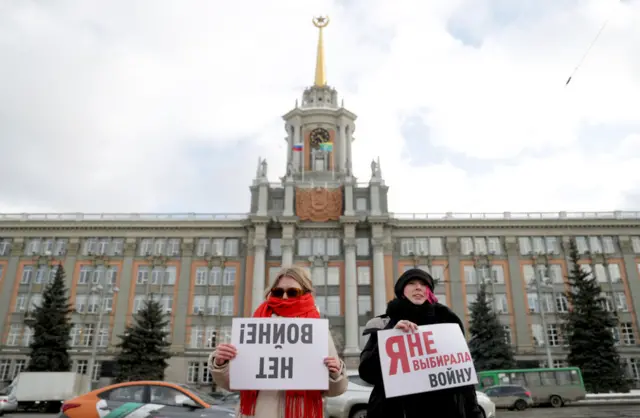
[530,256,554,368]
[87,281,118,386]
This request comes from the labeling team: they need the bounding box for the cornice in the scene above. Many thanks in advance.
[388,219,640,230]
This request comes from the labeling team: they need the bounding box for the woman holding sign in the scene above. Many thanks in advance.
[209,265,347,418]
[358,268,483,418]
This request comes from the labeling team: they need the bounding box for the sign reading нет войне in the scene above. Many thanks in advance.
[229,317,329,391]
[377,323,478,398]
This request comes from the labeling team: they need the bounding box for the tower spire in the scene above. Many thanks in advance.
[312,16,330,87]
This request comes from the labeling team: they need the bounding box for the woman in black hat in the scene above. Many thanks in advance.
[358,268,482,418]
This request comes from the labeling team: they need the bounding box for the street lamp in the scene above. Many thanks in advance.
[529,256,554,368]
[87,281,119,385]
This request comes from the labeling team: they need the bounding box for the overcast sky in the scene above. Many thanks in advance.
[1,0,639,215]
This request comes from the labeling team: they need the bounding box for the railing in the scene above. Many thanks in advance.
[391,211,640,221]
[1,211,639,223]
[0,213,249,221]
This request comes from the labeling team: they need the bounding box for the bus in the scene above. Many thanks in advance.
[476,367,586,407]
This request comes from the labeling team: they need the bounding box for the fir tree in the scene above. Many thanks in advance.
[563,239,630,393]
[26,263,73,372]
[113,296,172,382]
[468,282,515,371]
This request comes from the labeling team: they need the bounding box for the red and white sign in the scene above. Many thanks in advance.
[377,323,478,398]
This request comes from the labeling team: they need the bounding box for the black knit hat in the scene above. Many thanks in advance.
[394,268,435,298]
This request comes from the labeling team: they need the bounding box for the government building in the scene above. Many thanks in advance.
[1,18,639,389]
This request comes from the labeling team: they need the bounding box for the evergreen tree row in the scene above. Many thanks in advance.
[468,238,630,393]
[23,264,171,383]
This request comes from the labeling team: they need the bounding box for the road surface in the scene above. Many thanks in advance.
[6,404,640,417]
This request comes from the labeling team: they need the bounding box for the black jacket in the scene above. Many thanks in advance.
[358,303,483,418]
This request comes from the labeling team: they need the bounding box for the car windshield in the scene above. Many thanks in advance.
[177,384,218,405]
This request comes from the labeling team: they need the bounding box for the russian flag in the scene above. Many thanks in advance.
[293,144,303,152]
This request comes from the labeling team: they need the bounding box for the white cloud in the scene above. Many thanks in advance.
[0,0,638,214]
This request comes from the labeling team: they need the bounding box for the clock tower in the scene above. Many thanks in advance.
[248,17,389,365]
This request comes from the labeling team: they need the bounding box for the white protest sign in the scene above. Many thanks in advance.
[377,323,478,398]
[229,317,329,391]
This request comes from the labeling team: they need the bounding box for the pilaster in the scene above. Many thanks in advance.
[63,238,80,290]
[343,177,355,216]
[281,222,297,267]
[251,223,268,311]
[618,236,640,331]
[445,237,465,321]
[172,238,194,352]
[0,239,24,341]
[342,234,360,366]
[283,178,295,217]
[369,179,382,216]
[505,236,531,352]
[111,238,137,345]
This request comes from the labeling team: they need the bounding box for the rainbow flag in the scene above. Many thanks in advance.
[293,144,303,152]
[319,142,333,152]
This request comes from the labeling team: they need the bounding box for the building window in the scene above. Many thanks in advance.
[357,266,371,285]
[465,294,476,313]
[491,294,509,314]
[531,324,544,346]
[547,324,560,346]
[74,359,88,375]
[621,323,636,345]
[355,198,367,212]
[518,237,559,255]
[315,296,340,316]
[357,295,371,316]
[460,237,501,256]
[0,359,10,381]
[356,238,369,256]
[503,325,512,345]
[6,324,21,346]
[11,360,26,379]
[631,237,640,253]
[269,239,281,256]
[0,239,11,256]
[297,238,311,256]
[400,238,444,256]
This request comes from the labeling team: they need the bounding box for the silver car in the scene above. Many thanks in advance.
[0,392,18,416]
[325,371,496,418]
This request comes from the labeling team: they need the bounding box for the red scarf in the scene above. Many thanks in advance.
[239,293,324,418]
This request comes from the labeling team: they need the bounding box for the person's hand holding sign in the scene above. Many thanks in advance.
[394,319,418,332]
[214,343,237,366]
[324,356,341,376]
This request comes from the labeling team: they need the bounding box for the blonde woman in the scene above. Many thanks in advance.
[209,265,347,418]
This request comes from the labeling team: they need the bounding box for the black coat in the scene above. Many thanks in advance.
[358,303,484,418]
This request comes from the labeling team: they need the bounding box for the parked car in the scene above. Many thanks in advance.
[483,384,534,411]
[0,390,18,416]
[325,371,496,418]
[59,381,236,418]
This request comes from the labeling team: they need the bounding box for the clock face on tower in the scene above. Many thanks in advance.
[309,128,330,148]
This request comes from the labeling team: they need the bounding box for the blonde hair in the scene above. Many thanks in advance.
[264,265,315,299]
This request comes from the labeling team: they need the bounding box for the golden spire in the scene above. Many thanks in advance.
[312,16,330,87]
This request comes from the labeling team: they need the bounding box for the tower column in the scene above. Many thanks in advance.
[339,122,347,173]
[342,233,360,361]
[281,223,296,267]
[369,185,381,216]
[344,177,355,216]
[284,178,294,217]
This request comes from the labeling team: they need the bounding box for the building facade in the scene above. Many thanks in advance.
[1,20,640,388]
